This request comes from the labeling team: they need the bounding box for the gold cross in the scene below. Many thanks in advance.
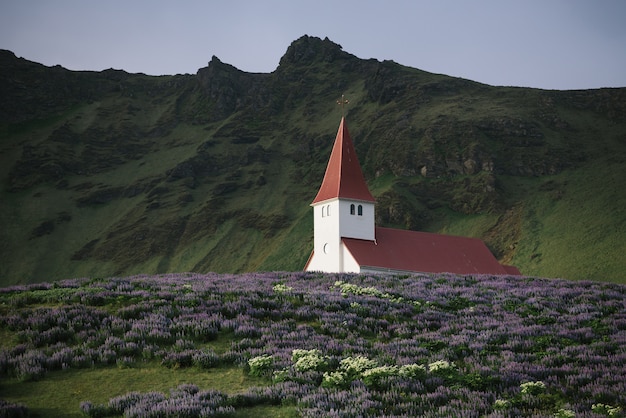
[337,94,349,116]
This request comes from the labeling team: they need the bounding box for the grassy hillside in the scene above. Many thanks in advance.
[1,36,625,284]
[1,272,624,416]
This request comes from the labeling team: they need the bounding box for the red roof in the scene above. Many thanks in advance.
[311,117,376,204]
[502,265,522,275]
[343,227,512,275]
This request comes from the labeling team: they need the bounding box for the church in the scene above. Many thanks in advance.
[304,117,521,276]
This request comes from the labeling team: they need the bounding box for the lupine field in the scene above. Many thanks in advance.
[0,272,625,417]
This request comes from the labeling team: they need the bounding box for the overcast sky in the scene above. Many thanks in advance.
[1,0,625,90]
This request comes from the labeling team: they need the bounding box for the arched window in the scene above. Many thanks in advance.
[350,204,355,215]
[358,205,363,216]
[326,205,330,216]
[321,206,325,217]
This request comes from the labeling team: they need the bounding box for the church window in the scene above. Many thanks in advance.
[326,205,331,216]
[358,205,363,216]
[350,204,355,215]
[321,206,325,217]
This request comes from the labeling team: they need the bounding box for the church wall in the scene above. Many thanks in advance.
[338,200,375,241]
[341,244,361,273]
[311,200,342,272]
[304,251,324,272]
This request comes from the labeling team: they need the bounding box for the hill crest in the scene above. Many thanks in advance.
[1,36,625,284]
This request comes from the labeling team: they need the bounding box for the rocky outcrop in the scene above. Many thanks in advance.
[196,56,271,119]
[278,35,346,66]
[0,50,129,124]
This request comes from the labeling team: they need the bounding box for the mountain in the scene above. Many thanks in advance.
[1,35,625,285]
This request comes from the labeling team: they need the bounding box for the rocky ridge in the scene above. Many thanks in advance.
[1,35,625,283]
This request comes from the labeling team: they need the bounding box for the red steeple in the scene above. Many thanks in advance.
[311,117,376,204]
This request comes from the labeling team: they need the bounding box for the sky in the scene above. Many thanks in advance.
[1,1,625,90]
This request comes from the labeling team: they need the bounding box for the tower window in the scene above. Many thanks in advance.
[327,205,330,216]
[350,204,355,215]
[358,205,363,216]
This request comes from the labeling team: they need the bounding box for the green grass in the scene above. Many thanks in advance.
[428,153,626,283]
[511,156,626,282]
[1,363,271,418]
[427,209,500,238]
[258,211,313,272]
[233,405,299,418]
[0,185,144,284]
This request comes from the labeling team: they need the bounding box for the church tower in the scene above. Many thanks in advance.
[305,117,376,272]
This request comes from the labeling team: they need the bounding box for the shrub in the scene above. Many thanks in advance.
[0,400,29,418]
[99,349,117,365]
[493,399,510,410]
[79,401,110,418]
[339,355,378,377]
[115,356,135,369]
[14,351,46,382]
[520,381,546,396]
[319,356,379,388]
[107,392,146,415]
[555,408,576,418]
[398,363,426,378]
[192,349,220,369]
[272,368,290,383]
[333,281,384,298]
[83,386,235,418]
[292,349,328,372]
[361,365,399,388]
[321,370,349,388]
[273,283,293,294]
[427,359,454,373]
[248,355,273,377]
[592,403,623,416]
[160,350,195,368]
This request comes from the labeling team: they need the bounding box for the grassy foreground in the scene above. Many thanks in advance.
[1,364,290,418]
[1,272,625,417]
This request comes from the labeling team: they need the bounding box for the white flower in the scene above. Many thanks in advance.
[428,360,454,372]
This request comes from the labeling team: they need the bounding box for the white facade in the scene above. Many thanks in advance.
[307,197,375,272]
[310,198,342,272]
[341,244,361,273]
[337,199,375,241]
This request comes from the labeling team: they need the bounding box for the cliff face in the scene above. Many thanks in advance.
[1,35,625,284]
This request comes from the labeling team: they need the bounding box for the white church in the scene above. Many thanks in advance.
[304,117,520,276]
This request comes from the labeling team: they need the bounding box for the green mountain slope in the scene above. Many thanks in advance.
[1,35,625,284]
